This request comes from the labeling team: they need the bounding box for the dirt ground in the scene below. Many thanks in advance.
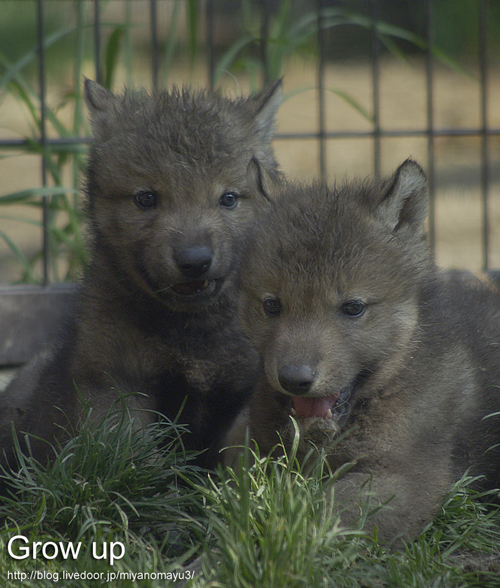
[1,55,500,282]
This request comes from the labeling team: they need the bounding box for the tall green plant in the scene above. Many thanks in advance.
[214,2,471,99]
[0,1,133,283]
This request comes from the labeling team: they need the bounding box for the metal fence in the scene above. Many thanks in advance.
[0,0,499,286]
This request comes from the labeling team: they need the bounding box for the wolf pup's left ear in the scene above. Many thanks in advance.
[376,159,428,235]
[251,79,283,145]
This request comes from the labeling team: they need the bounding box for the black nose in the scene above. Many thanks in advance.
[278,364,316,395]
[175,246,212,278]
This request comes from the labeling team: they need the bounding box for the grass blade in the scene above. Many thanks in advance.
[104,26,126,90]
[0,26,76,90]
[162,0,182,84]
[0,187,78,205]
[0,229,37,282]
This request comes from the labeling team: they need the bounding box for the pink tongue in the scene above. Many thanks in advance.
[292,395,339,418]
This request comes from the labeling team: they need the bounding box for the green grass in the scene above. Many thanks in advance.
[0,408,207,587]
[0,410,499,587]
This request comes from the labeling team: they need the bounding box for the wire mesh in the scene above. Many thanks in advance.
[0,0,498,283]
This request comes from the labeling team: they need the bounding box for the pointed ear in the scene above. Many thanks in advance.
[83,78,115,113]
[376,159,428,234]
[251,79,283,145]
[84,78,117,142]
[246,157,275,203]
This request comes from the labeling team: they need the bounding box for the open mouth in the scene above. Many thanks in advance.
[171,278,219,297]
[280,386,352,451]
[290,386,351,422]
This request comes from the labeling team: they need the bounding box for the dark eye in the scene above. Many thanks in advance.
[263,297,281,317]
[219,191,239,209]
[134,190,157,209]
[341,300,366,317]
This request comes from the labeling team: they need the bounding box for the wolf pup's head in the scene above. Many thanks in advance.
[239,160,435,454]
[83,79,282,311]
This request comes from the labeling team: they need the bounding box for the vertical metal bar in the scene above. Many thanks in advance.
[425,0,436,253]
[72,0,85,195]
[317,0,327,181]
[150,0,159,90]
[260,0,269,85]
[37,0,49,285]
[206,0,215,89]
[370,0,381,180]
[94,0,102,84]
[479,0,489,271]
[124,0,133,87]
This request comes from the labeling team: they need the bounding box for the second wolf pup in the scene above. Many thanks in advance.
[225,160,500,541]
[0,79,282,469]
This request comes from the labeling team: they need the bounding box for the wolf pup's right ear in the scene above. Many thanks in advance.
[376,159,428,235]
[83,78,117,142]
[251,79,283,146]
[83,78,115,113]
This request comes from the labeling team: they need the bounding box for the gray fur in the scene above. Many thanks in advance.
[224,160,500,542]
[0,79,283,470]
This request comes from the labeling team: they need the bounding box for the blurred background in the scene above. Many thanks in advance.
[1,0,499,284]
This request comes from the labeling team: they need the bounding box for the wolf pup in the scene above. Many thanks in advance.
[0,78,282,469]
[225,160,500,542]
